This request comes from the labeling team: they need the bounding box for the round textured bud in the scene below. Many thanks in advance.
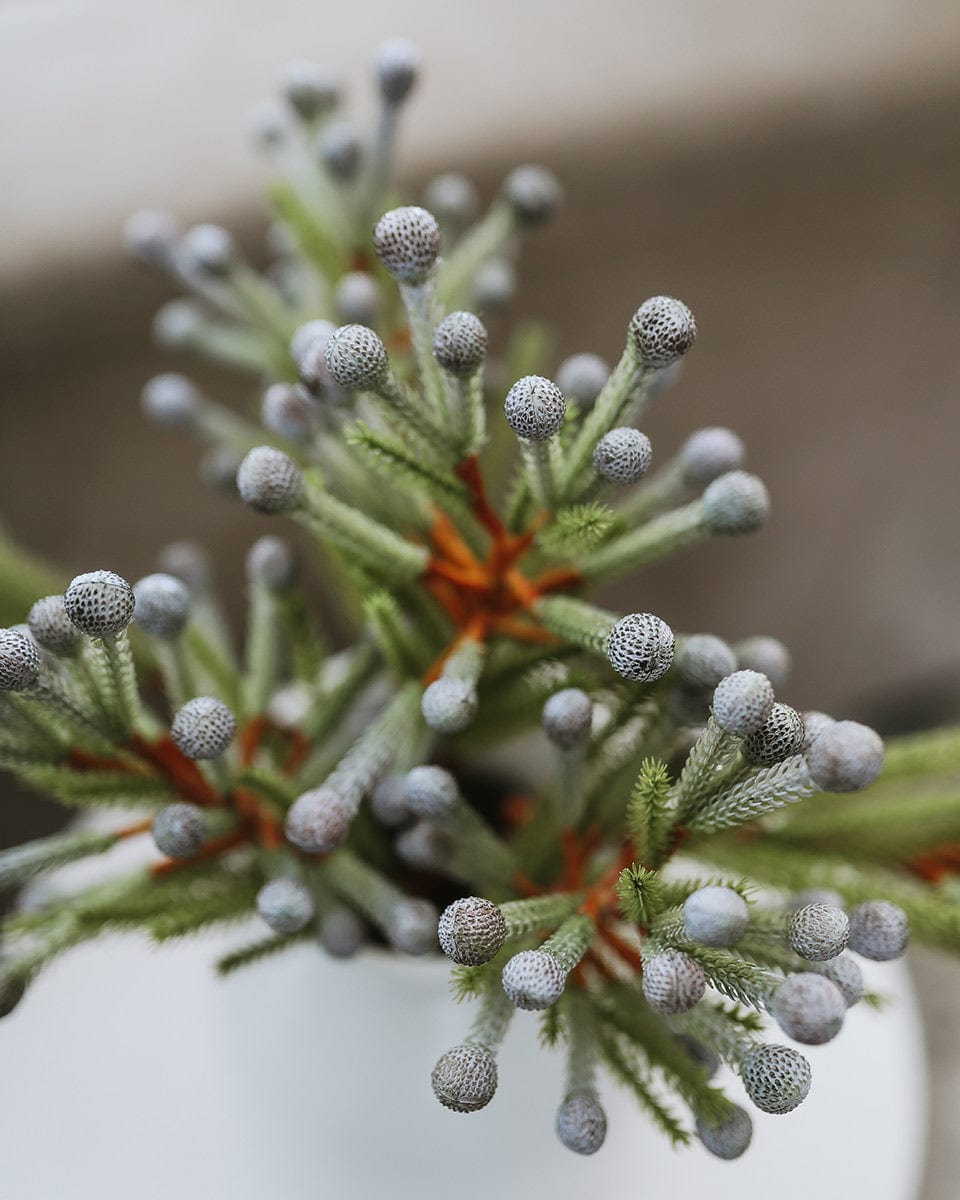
[395,821,452,872]
[423,172,479,228]
[847,900,909,961]
[438,897,507,966]
[696,1105,753,1160]
[806,720,884,793]
[141,373,200,430]
[281,60,340,121]
[318,120,361,181]
[642,950,705,1015]
[261,382,320,443]
[237,447,304,515]
[675,1034,721,1079]
[433,311,488,377]
[421,677,477,733]
[502,949,567,1010]
[629,296,697,368]
[740,1044,812,1114]
[257,877,315,934]
[504,376,566,441]
[323,324,390,392]
[134,573,191,639]
[431,1042,497,1113]
[542,688,593,749]
[556,353,610,409]
[683,886,749,948]
[375,37,421,104]
[801,711,835,752]
[156,542,213,596]
[0,628,42,692]
[245,536,298,590]
[674,634,737,691]
[27,596,81,657]
[556,1092,607,1155]
[291,319,336,379]
[386,898,438,955]
[702,471,770,535]
[373,206,441,285]
[791,887,844,912]
[334,272,380,326]
[502,165,563,226]
[152,802,206,860]
[788,904,849,962]
[122,209,179,267]
[743,703,805,766]
[368,774,408,827]
[402,765,459,820]
[180,224,236,277]
[471,259,516,312]
[735,636,792,689]
[817,954,864,1007]
[679,427,745,489]
[319,905,365,959]
[170,696,236,760]
[64,570,136,638]
[772,972,846,1045]
[199,446,243,496]
[153,300,203,348]
[712,670,775,737]
[605,612,675,683]
[285,786,352,853]
[593,427,653,485]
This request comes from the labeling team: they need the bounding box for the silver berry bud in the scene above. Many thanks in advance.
[683,886,749,948]
[237,446,304,515]
[373,206,441,285]
[556,1092,607,1155]
[702,470,769,535]
[334,272,380,327]
[180,223,236,277]
[806,720,884,793]
[28,596,82,657]
[318,119,362,181]
[261,383,320,443]
[438,897,507,966]
[801,711,835,753]
[542,688,593,748]
[502,948,567,1010]
[323,324,390,392]
[675,1034,721,1079]
[696,1105,753,1160]
[642,950,706,1015]
[281,60,340,121]
[423,173,479,228]
[0,628,42,692]
[170,696,236,760]
[817,954,864,1007]
[395,821,452,872]
[743,702,805,765]
[245,536,298,590]
[200,446,243,496]
[712,670,775,737]
[374,38,421,104]
[257,877,315,934]
[402,765,459,820]
[153,300,203,348]
[502,165,563,226]
[772,972,846,1045]
[605,612,675,683]
[433,311,488,377]
[592,427,653,485]
[740,1044,812,1114]
[319,905,366,959]
[291,318,336,380]
[556,353,610,409]
[421,677,478,733]
[679,427,745,489]
[674,634,737,690]
[64,570,136,638]
[471,259,516,312]
[431,1042,497,1113]
[504,376,566,441]
[152,802,206,860]
[629,296,697,368]
[141,373,200,430]
[122,209,179,267]
[735,636,792,689]
[134,573,191,639]
[368,774,408,827]
[847,900,909,961]
[156,542,214,597]
[285,786,352,853]
[788,904,849,962]
[386,898,438,955]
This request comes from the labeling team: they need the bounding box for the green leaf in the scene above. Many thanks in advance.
[217,930,311,977]
[626,758,673,866]
[539,502,614,557]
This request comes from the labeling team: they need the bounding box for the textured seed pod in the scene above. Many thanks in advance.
[788,904,849,962]
[806,720,884,793]
[556,1092,607,1155]
[0,967,26,1019]
[675,1034,721,1079]
[375,37,421,104]
[134,573,191,639]
[696,1105,753,1160]
[152,803,206,860]
[334,272,380,326]
[683,886,749,948]
[402,765,460,820]
[236,446,304,515]
[423,172,479,228]
[199,446,243,496]
[153,300,203,348]
[471,259,516,312]
[141,373,200,430]
[791,887,844,912]
[605,612,675,683]
[772,973,846,1045]
[556,353,610,409]
[323,324,390,392]
[542,688,593,748]
[373,206,441,285]
[386,898,439,955]
[801,711,835,752]
[502,949,568,1010]
[629,296,697,368]
[712,670,775,738]
[847,900,909,961]
[28,596,81,657]
[702,470,770,535]
[318,120,361,181]
[368,774,408,827]
[257,878,315,934]
[395,821,452,872]
[674,634,737,690]
[431,1042,497,1113]
[0,628,42,692]
[291,318,336,376]
[438,897,507,966]
[170,696,236,760]
[319,905,366,959]
[502,165,563,226]
[735,636,792,689]
[433,311,488,377]
[740,1044,812,1114]
[285,787,352,853]
[281,60,340,121]
[122,209,179,266]
[245,536,298,590]
[641,950,706,1015]
[679,427,745,489]
[64,570,136,638]
[504,376,566,441]
[421,677,478,733]
[743,703,805,766]
[156,542,213,597]
[180,223,236,277]
[593,427,653,485]
[261,382,320,443]
[817,954,864,1007]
